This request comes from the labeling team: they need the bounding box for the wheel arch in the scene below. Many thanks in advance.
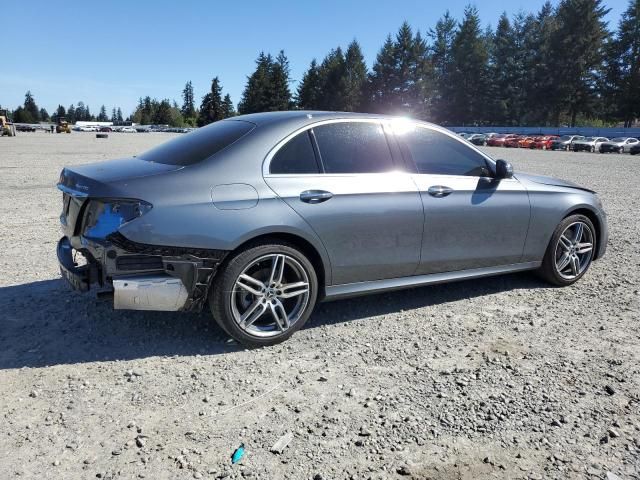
[226,231,330,297]
[563,207,603,260]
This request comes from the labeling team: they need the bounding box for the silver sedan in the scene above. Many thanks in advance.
[56,112,608,346]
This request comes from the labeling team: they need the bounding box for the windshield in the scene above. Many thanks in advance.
[583,137,595,141]
[559,136,572,141]
[138,120,255,166]
[610,137,625,142]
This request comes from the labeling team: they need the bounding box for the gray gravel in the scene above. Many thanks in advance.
[0,131,639,479]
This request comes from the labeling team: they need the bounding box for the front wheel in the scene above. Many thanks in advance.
[209,242,318,347]
[538,215,596,286]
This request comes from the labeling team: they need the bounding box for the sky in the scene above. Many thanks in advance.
[1,0,628,117]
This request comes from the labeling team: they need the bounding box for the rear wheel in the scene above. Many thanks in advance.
[210,242,318,347]
[538,215,596,286]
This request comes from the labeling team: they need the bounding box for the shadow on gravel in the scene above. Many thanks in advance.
[0,272,550,369]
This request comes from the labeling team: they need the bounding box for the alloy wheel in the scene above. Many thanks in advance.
[554,221,594,280]
[230,254,310,337]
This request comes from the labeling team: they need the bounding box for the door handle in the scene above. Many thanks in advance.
[300,190,334,204]
[427,185,453,198]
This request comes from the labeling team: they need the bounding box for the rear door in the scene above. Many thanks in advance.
[263,120,423,285]
[391,124,531,275]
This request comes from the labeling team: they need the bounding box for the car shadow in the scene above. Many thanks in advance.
[0,273,551,369]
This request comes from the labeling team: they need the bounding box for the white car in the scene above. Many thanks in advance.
[120,127,137,133]
[78,126,98,132]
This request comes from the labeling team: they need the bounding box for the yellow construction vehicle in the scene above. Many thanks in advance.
[56,117,71,133]
[1,109,16,136]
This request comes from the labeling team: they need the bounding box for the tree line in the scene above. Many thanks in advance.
[3,0,638,128]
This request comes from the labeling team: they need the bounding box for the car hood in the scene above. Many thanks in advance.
[515,172,596,193]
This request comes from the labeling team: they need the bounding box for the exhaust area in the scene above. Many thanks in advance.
[113,275,188,311]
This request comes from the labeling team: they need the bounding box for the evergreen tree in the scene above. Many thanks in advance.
[239,51,292,113]
[222,94,235,118]
[296,59,322,109]
[604,0,640,127]
[548,0,610,126]
[153,99,173,125]
[52,105,66,123]
[449,6,491,124]
[368,35,400,113]
[198,77,225,126]
[23,91,40,122]
[270,50,293,110]
[368,23,433,118]
[116,107,123,123]
[97,105,108,121]
[343,40,368,111]
[67,104,76,123]
[181,81,197,121]
[430,11,458,122]
[39,108,50,122]
[238,52,275,114]
[317,47,347,111]
[111,107,117,122]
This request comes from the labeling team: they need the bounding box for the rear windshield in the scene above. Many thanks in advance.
[138,120,254,166]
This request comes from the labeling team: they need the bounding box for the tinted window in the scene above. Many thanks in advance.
[270,131,319,174]
[313,122,394,174]
[138,120,254,166]
[399,127,489,176]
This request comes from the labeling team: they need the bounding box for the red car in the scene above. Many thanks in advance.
[486,133,516,147]
[504,135,524,148]
[531,135,559,150]
[518,136,537,148]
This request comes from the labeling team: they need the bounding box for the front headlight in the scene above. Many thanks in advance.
[83,199,152,239]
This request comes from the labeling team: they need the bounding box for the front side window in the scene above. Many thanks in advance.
[270,131,319,174]
[313,122,395,174]
[398,127,489,176]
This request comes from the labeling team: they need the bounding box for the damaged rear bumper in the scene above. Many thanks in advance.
[57,233,228,312]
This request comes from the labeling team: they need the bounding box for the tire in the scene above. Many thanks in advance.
[537,214,596,287]
[209,242,318,347]
[96,133,108,139]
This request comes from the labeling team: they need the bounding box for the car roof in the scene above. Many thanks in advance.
[226,110,442,130]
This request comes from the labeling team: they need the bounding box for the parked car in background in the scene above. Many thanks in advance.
[550,135,585,151]
[518,136,536,149]
[16,124,37,132]
[599,137,639,153]
[457,132,470,138]
[78,126,97,132]
[532,135,560,150]
[572,137,609,152]
[487,133,507,147]
[56,111,608,346]
[120,127,137,133]
[467,133,487,146]
[629,143,640,155]
[504,135,524,148]
[99,127,113,133]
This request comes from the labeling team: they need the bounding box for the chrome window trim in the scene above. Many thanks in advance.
[262,117,497,178]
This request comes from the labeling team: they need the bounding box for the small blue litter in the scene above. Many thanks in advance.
[231,443,245,464]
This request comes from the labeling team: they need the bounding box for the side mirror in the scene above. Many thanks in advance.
[495,159,513,179]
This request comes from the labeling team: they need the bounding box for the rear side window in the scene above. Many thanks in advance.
[398,127,489,176]
[313,122,394,174]
[270,131,319,174]
[138,120,254,166]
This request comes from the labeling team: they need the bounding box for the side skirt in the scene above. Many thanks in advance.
[323,261,541,301]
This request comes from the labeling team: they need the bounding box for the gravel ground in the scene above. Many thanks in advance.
[0,131,638,480]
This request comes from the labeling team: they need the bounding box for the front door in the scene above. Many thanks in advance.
[393,124,531,274]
